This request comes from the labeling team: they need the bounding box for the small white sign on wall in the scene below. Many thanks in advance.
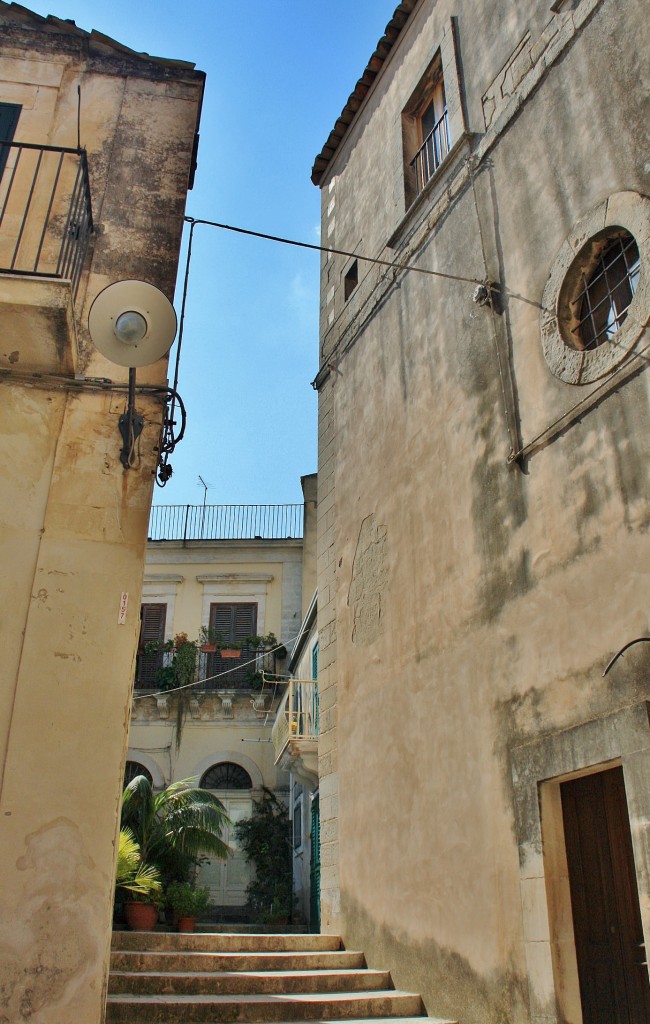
[118,592,128,624]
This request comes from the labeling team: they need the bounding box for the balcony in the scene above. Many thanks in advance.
[0,141,93,301]
[148,503,304,542]
[410,107,450,197]
[135,643,281,693]
[272,679,319,786]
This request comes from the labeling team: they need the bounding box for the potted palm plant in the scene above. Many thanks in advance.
[120,774,230,900]
[115,827,162,931]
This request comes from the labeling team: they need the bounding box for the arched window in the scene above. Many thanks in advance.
[200,762,252,790]
[123,760,153,787]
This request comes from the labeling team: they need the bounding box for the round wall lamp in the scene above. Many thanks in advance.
[88,279,177,368]
[87,280,178,469]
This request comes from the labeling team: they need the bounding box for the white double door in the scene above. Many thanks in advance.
[198,795,252,907]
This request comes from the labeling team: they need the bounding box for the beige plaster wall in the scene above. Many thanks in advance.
[314,1,650,1023]
[0,12,203,1022]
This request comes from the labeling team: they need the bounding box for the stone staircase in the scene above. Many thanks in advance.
[106,930,456,1024]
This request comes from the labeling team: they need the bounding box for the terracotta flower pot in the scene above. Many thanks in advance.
[220,649,241,659]
[177,916,197,933]
[124,901,159,931]
[200,644,216,653]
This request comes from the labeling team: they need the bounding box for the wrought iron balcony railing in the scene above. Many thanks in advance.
[148,503,304,542]
[135,643,281,692]
[410,108,450,197]
[272,679,319,765]
[0,141,93,300]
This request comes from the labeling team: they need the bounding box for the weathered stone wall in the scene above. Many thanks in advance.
[0,10,203,1023]
[315,1,650,1022]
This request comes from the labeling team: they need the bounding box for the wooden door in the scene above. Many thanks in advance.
[198,796,251,908]
[561,767,650,1024]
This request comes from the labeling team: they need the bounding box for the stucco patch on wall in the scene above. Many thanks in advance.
[348,514,388,646]
[0,817,104,1022]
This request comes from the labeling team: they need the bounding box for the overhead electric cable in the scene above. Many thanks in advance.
[184,215,483,287]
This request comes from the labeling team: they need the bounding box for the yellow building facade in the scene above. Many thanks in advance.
[128,497,311,918]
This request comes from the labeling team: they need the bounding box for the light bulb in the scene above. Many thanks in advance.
[114,310,148,346]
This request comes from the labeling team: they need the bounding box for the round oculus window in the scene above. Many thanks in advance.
[560,230,640,352]
[540,193,649,385]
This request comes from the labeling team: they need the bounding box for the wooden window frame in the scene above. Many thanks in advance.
[401,53,450,209]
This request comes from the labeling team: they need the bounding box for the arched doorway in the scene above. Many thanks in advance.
[197,761,253,915]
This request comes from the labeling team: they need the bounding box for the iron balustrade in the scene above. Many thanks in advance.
[410,108,450,197]
[0,141,93,301]
[134,644,280,692]
[149,503,304,541]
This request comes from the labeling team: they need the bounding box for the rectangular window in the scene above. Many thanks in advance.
[344,260,358,301]
[0,102,21,179]
[206,602,259,688]
[402,54,451,208]
[136,603,166,687]
[209,602,257,642]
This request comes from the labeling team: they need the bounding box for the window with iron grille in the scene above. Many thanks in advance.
[402,55,450,208]
[200,762,252,790]
[541,193,649,386]
[135,603,166,686]
[570,232,640,351]
[123,760,153,787]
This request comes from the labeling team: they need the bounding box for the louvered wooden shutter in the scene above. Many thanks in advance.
[209,603,257,642]
[136,604,166,686]
[139,603,166,646]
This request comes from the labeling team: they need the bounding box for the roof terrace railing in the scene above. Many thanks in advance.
[148,503,304,542]
[0,141,93,301]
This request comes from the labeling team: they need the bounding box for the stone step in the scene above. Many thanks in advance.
[104,989,425,1023]
[110,949,366,974]
[111,931,342,954]
[109,967,391,997]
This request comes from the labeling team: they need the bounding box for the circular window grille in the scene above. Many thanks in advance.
[541,193,649,385]
[561,231,640,351]
[123,760,153,787]
[200,762,252,790]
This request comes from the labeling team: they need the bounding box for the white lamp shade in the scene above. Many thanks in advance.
[88,280,177,367]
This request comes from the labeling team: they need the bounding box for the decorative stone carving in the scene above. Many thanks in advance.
[156,696,169,719]
[219,695,234,719]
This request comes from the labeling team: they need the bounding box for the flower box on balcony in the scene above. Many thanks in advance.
[220,649,241,659]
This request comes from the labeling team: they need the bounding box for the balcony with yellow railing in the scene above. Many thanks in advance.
[271,679,318,786]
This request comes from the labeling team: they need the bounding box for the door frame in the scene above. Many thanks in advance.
[559,765,650,1024]
[510,703,650,1024]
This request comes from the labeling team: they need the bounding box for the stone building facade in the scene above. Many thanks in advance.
[311,2,650,1023]
[0,6,203,1022]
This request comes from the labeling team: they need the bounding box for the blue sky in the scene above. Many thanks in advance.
[25,0,398,508]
